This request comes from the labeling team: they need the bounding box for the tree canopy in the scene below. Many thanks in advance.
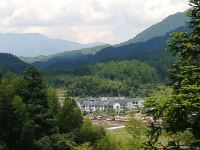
[144,0,200,149]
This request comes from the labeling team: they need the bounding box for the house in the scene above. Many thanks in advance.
[75,97,144,113]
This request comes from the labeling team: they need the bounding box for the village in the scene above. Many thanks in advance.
[57,92,163,128]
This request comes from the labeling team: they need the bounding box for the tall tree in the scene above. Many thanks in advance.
[144,0,200,149]
[47,87,61,116]
[19,67,59,139]
[20,67,48,108]
[59,92,83,133]
[0,80,16,150]
[166,0,200,139]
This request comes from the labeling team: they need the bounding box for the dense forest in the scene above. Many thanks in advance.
[46,60,160,97]
[0,67,108,150]
[0,53,29,75]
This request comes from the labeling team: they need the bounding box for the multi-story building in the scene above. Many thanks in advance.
[74,97,144,113]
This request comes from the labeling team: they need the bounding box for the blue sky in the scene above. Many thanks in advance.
[0,0,189,44]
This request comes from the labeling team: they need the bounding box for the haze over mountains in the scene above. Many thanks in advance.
[18,12,189,62]
[0,33,106,56]
[0,11,191,78]
[122,12,189,45]
[32,12,190,70]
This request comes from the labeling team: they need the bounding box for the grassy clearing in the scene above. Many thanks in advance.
[107,128,132,141]
[106,128,136,150]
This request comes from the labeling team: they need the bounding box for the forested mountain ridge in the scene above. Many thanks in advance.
[121,12,189,45]
[33,12,191,80]
[47,60,160,97]
[22,12,189,64]
[0,53,30,75]
[0,33,107,56]
[35,26,191,81]
[21,44,110,63]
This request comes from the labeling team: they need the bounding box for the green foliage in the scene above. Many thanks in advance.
[35,134,75,150]
[165,0,200,142]
[0,141,7,150]
[66,76,130,97]
[20,67,48,107]
[20,120,35,150]
[104,108,117,117]
[47,60,160,98]
[126,114,146,150]
[27,104,59,138]
[50,134,75,150]
[75,119,105,145]
[143,1,200,149]
[95,134,120,150]
[125,12,189,44]
[47,87,61,116]
[59,94,83,133]
[74,143,92,150]
[49,75,130,97]
[0,67,121,150]
[88,60,159,85]
[12,96,34,149]
[0,80,16,149]
[0,53,29,75]
[35,136,52,150]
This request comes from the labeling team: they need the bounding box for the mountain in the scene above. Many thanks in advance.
[21,12,189,63]
[19,55,48,64]
[20,44,110,63]
[0,53,30,75]
[0,33,107,57]
[121,12,190,45]
[36,27,190,67]
[33,12,191,81]
[34,26,190,73]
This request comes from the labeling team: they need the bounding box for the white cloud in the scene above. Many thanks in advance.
[0,0,190,44]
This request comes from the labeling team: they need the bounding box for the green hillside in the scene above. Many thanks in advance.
[46,60,159,97]
[123,12,189,44]
[0,53,30,75]
[20,44,109,63]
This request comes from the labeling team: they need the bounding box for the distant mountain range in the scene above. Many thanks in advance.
[0,33,106,56]
[21,12,190,63]
[34,26,191,79]
[20,44,110,63]
[0,11,191,79]
[32,12,191,79]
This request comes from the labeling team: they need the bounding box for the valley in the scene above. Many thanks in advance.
[0,1,199,149]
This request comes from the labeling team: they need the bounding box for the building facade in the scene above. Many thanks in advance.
[75,97,144,113]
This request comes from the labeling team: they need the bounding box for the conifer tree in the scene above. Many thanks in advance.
[21,67,48,108]
[144,0,200,149]
[59,92,83,133]
[165,0,200,140]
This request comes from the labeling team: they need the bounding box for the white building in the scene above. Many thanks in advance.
[75,97,144,113]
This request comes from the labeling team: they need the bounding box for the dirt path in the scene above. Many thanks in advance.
[106,125,125,130]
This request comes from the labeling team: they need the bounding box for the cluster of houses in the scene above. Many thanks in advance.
[74,97,144,113]
[59,96,163,126]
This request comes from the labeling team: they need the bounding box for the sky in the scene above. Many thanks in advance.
[0,0,190,44]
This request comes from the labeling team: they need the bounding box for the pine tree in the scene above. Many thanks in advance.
[21,67,48,108]
[0,80,16,150]
[144,0,200,149]
[19,67,59,139]
[47,87,61,117]
[166,0,200,140]
[59,92,83,133]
